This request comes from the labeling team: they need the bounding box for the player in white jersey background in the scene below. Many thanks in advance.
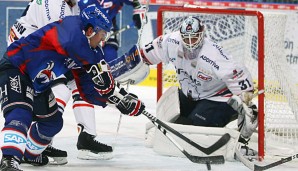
[140,16,258,148]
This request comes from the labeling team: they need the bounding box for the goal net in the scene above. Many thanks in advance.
[156,6,298,159]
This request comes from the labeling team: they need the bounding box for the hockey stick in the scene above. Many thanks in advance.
[254,154,298,171]
[105,22,135,41]
[235,142,298,171]
[142,110,227,164]
[142,110,230,155]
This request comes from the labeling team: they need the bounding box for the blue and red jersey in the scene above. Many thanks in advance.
[6,16,104,93]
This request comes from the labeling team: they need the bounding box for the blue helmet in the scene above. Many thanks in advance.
[78,0,98,11]
[80,4,112,33]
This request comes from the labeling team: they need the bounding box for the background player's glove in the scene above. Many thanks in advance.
[85,60,115,96]
[132,1,147,30]
[108,86,145,116]
[227,95,258,139]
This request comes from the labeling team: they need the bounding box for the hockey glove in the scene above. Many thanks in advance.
[85,60,115,96]
[227,95,258,139]
[132,4,147,30]
[108,87,145,116]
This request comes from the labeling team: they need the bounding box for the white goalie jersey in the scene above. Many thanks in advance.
[7,0,79,46]
[142,31,254,102]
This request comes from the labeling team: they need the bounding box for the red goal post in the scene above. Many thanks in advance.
[156,6,267,160]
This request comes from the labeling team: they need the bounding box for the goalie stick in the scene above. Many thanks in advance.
[142,110,228,164]
[235,142,298,171]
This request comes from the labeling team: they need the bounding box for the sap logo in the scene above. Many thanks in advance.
[26,140,43,150]
[167,38,179,45]
[4,133,26,144]
[197,72,212,81]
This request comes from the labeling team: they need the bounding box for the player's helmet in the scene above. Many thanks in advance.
[78,0,98,11]
[180,16,205,50]
[80,4,112,33]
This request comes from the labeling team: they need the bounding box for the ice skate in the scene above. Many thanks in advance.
[0,155,22,171]
[77,124,113,160]
[22,153,48,166]
[42,145,68,165]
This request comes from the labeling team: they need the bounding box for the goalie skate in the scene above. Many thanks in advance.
[77,124,113,160]
[42,145,68,165]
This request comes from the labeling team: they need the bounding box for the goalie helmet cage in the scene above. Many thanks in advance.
[156,6,298,160]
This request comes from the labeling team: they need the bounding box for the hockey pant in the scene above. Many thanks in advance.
[177,89,238,127]
[0,67,63,160]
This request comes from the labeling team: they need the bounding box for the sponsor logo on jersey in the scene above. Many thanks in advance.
[13,22,26,35]
[59,1,66,19]
[232,69,244,79]
[36,0,42,5]
[167,38,179,45]
[157,36,163,49]
[4,133,26,144]
[26,139,43,150]
[199,55,219,70]
[0,84,8,105]
[177,68,201,86]
[26,86,34,101]
[0,84,8,101]
[45,0,51,21]
[213,44,229,60]
[95,7,110,24]
[197,71,212,82]
[9,75,21,93]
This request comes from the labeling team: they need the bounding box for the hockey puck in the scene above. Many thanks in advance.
[206,161,211,170]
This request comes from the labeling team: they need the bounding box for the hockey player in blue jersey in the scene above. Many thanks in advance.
[60,0,148,160]
[0,5,145,171]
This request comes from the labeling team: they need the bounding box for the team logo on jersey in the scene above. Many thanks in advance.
[33,61,56,84]
[197,71,212,82]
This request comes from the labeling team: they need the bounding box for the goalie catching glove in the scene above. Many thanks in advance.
[227,93,258,139]
[132,0,147,30]
[108,85,145,116]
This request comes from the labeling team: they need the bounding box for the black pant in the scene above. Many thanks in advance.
[177,89,237,127]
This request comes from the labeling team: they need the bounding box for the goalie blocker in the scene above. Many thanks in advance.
[108,45,149,85]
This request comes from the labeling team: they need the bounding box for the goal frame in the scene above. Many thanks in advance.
[156,6,265,159]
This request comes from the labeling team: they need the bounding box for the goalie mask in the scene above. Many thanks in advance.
[180,16,205,51]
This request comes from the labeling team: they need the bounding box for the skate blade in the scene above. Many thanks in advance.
[48,157,68,165]
[77,150,113,160]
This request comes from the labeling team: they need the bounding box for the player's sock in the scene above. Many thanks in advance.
[42,145,68,165]
[76,124,113,160]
